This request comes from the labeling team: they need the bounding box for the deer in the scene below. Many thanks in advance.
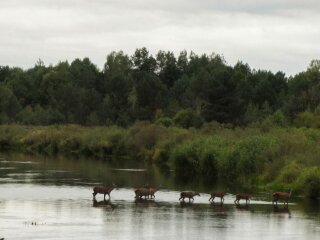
[209,192,225,204]
[234,193,251,205]
[148,188,158,199]
[272,189,292,206]
[135,187,150,199]
[137,184,159,199]
[179,191,200,202]
[92,183,116,200]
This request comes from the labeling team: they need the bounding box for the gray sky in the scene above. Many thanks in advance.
[0,0,319,76]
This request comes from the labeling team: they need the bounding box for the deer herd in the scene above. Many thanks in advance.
[92,184,292,207]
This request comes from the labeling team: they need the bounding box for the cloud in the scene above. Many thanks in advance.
[0,0,319,75]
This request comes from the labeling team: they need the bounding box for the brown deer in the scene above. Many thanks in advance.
[209,192,225,203]
[148,188,158,199]
[272,189,292,206]
[137,184,159,199]
[234,193,251,205]
[179,191,200,202]
[92,184,115,200]
[135,188,150,199]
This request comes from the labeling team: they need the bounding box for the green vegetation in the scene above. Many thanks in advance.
[1,49,320,198]
[0,49,320,127]
[1,123,320,199]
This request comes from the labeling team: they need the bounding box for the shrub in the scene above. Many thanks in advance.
[277,162,301,184]
[295,167,320,199]
[172,142,200,179]
[173,109,203,129]
[294,111,320,128]
[155,117,173,127]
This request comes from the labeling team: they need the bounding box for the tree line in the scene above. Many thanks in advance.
[0,48,320,127]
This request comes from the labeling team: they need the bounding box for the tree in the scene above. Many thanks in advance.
[0,86,21,123]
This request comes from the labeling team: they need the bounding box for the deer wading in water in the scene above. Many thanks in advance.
[272,189,292,206]
[209,192,225,203]
[135,187,151,199]
[135,184,159,199]
[92,184,115,200]
[234,193,251,205]
[147,188,158,199]
[179,192,200,202]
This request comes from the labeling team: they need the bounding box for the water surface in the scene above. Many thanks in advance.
[0,153,319,240]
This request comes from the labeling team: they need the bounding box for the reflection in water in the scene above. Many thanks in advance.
[179,201,195,208]
[235,204,250,211]
[92,199,117,210]
[0,152,320,240]
[210,202,225,213]
[273,205,291,218]
[134,198,159,207]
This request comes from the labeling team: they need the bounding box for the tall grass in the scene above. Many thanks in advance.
[1,123,320,198]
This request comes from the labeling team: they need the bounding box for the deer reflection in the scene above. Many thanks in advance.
[134,198,159,207]
[92,199,116,210]
[273,205,291,218]
[210,202,225,213]
[180,201,197,209]
[235,204,250,211]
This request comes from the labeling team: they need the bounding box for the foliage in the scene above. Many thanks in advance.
[295,167,320,199]
[1,124,320,198]
[0,48,318,127]
[173,109,203,128]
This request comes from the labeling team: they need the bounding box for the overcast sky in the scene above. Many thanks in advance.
[0,0,319,76]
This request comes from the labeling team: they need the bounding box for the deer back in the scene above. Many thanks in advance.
[211,192,225,198]
[236,193,251,200]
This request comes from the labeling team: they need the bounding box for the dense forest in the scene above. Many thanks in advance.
[1,47,320,127]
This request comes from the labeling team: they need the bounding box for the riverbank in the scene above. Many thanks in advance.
[0,123,319,199]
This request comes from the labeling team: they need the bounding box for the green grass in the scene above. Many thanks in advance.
[1,123,320,198]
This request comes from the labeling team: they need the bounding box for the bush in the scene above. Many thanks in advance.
[277,162,301,184]
[155,117,173,127]
[173,109,203,128]
[172,142,200,179]
[295,167,320,199]
[294,111,320,128]
[172,138,221,181]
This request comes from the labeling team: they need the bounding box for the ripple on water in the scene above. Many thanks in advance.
[110,168,146,172]
[0,161,38,164]
[7,173,41,177]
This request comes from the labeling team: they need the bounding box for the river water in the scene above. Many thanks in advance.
[0,153,319,240]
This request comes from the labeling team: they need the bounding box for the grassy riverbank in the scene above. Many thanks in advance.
[0,123,319,199]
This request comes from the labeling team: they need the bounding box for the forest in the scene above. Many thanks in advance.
[1,48,320,198]
[1,47,320,127]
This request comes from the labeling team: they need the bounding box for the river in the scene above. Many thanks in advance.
[0,152,319,240]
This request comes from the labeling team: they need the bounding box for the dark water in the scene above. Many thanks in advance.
[0,153,319,240]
